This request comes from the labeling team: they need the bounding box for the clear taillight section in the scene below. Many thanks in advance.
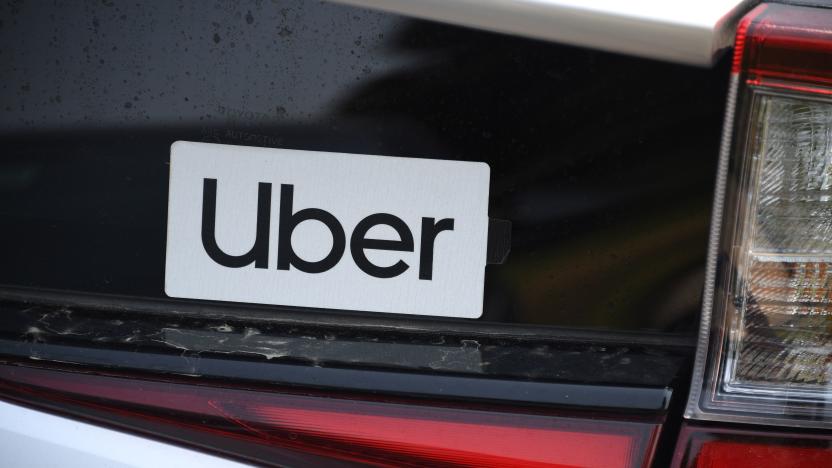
[687,3,832,428]
[728,93,832,394]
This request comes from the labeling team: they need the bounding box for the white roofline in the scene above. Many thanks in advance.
[330,0,757,66]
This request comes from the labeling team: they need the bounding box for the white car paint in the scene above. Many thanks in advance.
[0,400,249,468]
[330,0,754,66]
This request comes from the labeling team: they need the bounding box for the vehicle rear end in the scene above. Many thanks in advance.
[0,1,830,466]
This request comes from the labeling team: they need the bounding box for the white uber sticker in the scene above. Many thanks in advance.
[165,141,490,318]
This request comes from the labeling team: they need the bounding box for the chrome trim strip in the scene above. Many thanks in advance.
[685,72,740,420]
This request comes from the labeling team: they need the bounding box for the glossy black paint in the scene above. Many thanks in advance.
[0,0,728,331]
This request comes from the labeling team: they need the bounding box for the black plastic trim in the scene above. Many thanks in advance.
[0,343,672,411]
[0,286,696,348]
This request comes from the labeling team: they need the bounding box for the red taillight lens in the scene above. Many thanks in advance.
[741,4,832,93]
[0,364,660,467]
[671,424,832,468]
[695,441,832,468]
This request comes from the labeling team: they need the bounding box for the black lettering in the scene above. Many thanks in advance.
[419,218,454,280]
[201,178,271,268]
[350,214,413,278]
[276,184,346,273]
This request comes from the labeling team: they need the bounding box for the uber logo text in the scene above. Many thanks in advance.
[201,179,454,280]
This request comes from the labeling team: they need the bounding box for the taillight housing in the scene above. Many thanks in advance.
[687,3,832,428]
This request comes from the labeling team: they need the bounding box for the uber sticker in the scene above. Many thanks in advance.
[165,141,490,318]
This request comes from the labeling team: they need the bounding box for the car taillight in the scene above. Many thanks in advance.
[686,3,832,428]
[0,364,661,467]
[671,424,832,468]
